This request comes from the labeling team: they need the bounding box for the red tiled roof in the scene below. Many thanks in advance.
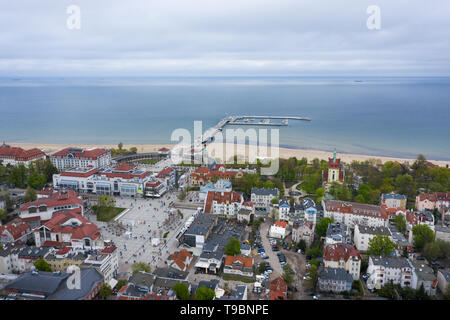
[269,277,287,300]
[381,205,407,218]
[158,148,170,152]
[39,209,100,241]
[101,245,117,254]
[156,167,173,178]
[204,191,243,213]
[323,200,387,220]
[0,146,46,161]
[51,148,108,160]
[60,168,99,178]
[114,163,134,172]
[168,249,192,270]
[324,243,360,262]
[56,247,71,255]
[21,190,83,211]
[275,220,287,228]
[328,157,341,169]
[224,255,253,269]
[37,188,54,196]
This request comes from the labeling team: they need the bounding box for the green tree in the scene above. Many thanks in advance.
[98,195,116,209]
[393,214,406,233]
[27,171,46,190]
[118,142,123,151]
[315,217,333,238]
[271,198,279,204]
[297,239,307,252]
[423,241,441,261]
[131,262,151,274]
[282,270,294,284]
[116,279,127,291]
[444,285,450,300]
[173,283,191,300]
[225,238,241,256]
[367,235,397,257]
[194,286,215,300]
[412,224,435,251]
[99,283,113,299]
[395,174,416,199]
[129,147,138,154]
[24,188,37,202]
[7,164,27,188]
[33,259,52,272]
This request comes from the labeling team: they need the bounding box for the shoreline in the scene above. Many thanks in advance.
[8,142,450,168]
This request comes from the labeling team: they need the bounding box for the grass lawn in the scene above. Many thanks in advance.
[96,207,126,222]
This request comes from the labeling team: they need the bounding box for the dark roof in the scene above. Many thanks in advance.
[318,266,353,283]
[251,188,279,196]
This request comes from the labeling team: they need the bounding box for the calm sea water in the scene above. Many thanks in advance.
[0,77,449,160]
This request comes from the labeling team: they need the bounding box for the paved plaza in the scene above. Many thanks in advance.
[88,190,198,278]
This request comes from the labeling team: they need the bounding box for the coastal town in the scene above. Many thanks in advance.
[0,142,449,301]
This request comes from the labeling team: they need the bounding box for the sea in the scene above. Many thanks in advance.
[0,76,449,160]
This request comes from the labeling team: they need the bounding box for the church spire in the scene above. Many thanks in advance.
[333,149,336,163]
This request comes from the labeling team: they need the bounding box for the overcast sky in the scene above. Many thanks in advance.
[1,0,450,76]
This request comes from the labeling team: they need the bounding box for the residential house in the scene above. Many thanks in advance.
[291,220,314,246]
[0,219,31,245]
[318,266,353,293]
[381,192,407,209]
[323,243,361,280]
[366,256,414,290]
[269,277,287,300]
[325,222,351,245]
[415,192,450,214]
[269,220,287,239]
[250,188,279,212]
[199,179,232,201]
[410,260,437,296]
[203,191,244,216]
[167,249,193,272]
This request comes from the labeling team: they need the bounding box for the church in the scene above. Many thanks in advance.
[322,150,345,190]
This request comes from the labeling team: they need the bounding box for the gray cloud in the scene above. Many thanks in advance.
[0,0,449,76]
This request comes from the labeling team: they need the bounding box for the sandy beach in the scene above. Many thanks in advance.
[9,142,450,168]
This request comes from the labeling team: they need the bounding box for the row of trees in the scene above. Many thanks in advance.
[0,159,58,190]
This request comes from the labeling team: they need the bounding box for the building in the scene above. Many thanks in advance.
[323,243,361,280]
[145,167,176,198]
[322,200,388,229]
[218,285,248,300]
[0,245,51,274]
[203,191,243,216]
[366,256,414,290]
[1,268,103,300]
[269,277,287,300]
[199,179,232,201]
[0,143,46,167]
[353,224,392,252]
[322,150,345,190]
[240,243,251,257]
[278,198,290,221]
[410,260,437,296]
[167,249,193,272]
[50,147,111,171]
[435,225,450,242]
[20,190,84,228]
[292,220,314,246]
[381,192,407,209]
[33,209,103,250]
[250,188,279,212]
[406,211,435,231]
[381,205,408,221]
[415,192,450,214]
[52,163,152,197]
[269,220,287,239]
[436,269,450,296]
[325,222,351,245]
[318,266,353,293]
[224,256,253,277]
[0,219,31,245]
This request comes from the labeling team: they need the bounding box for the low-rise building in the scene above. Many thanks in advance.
[318,266,353,293]
[436,269,450,295]
[167,249,193,272]
[435,225,450,242]
[291,220,314,246]
[366,256,414,290]
[0,245,51,274]
[353,224,392,252]
[416,192,450,214]
[381,192,407,209]
[224,255,253,277]
[269,277,287,300]
[1,268,103,300]
[33,209,103,250]
[19,190,84,228]
[278,198,290,221]
[240,243,251,257]
[190,165,245,187]
[0,219,31,245]
[323,243,361,280]
[199,179,232,201]
[410,260,437,296]
[269,220,287,239]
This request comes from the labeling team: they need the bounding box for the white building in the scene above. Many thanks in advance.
[353,224,392,252]
[366,256,414,290]
[322,199,388,229]
[0,143,46,167]
[52,163,152,197]
[380,192,407,209]
[203,191,243,216]
[292,220,314,246]
[269,221,287,239]
[50,147,111,171]
[83,246,119,283]
[278,198,290,221]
